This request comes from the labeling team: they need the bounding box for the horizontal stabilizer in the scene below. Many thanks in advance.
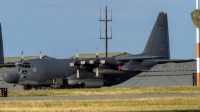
[115,55,166,62]
[154,59,195,64]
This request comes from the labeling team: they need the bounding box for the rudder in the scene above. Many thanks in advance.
[141,12,170,59]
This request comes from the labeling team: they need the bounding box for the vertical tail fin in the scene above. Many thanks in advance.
[0,23,4,64]
[141,12,170,59]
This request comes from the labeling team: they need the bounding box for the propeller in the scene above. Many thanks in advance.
[17,51,24,67]
[69,49,85,78]
[21,51,24,62]
[89,48,105,77]
[39,51,42,59]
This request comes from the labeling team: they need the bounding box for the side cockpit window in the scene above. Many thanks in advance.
[22,70,27,74]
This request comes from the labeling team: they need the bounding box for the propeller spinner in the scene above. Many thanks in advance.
[69,49,85,78]
[89,48,105,77]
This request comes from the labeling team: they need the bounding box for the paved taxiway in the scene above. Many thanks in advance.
[0,93,199,101]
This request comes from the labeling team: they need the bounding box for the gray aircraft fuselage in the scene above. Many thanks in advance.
[3,57,137,88]
[17,59,77,86]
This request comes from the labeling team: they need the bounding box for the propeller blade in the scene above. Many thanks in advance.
[21,51,24,61]
[96,47,98,56]
[69,63,74,66]
[77,69,79,78]
[81,61,85,65]
[89,60,94,64]
[100,60,105,64]
[76,49,78,58]
[96,68,98,77]
[39,51,42,59]
[15,62,18,66]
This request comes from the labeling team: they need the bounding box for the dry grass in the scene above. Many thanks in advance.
[0,97,200,112]
[8,86,200,97]
[3,86,200,111]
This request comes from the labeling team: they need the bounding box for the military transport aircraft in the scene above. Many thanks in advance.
[1,12,195,89]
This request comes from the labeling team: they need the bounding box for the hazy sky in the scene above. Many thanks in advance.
[0,0,196,59]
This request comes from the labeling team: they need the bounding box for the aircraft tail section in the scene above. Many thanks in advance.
[141,12,170,59]
[0,23,4,64]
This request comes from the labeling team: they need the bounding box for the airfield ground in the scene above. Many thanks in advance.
[6,86,200,97]
[0,86,200,111]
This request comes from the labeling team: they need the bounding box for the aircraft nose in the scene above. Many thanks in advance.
[2,71,20,83]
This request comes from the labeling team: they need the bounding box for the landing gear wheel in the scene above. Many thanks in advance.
[23,84,31,90]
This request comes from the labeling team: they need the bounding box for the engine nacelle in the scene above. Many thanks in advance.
[79,65,92,71]
[68,80,85,86]
[94,68,124,74]
[84,80,104,88]
[68,79,104,88]
[99,64,107,69]
[67,74,105,88]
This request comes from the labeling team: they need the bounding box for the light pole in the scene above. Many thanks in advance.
[196,0,200,86]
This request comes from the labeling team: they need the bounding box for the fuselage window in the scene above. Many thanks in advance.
[18,68,21,72]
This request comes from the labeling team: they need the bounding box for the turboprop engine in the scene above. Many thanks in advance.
[67,74,105,88]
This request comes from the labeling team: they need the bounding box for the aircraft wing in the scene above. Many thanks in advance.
[0,63,16,67]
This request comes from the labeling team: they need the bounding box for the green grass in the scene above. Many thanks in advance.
[8,86,200,97]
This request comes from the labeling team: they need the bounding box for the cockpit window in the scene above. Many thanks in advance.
[18,64,22,67]
[22,62,31,68]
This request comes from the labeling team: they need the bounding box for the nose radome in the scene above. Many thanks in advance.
[2,71,19,83]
